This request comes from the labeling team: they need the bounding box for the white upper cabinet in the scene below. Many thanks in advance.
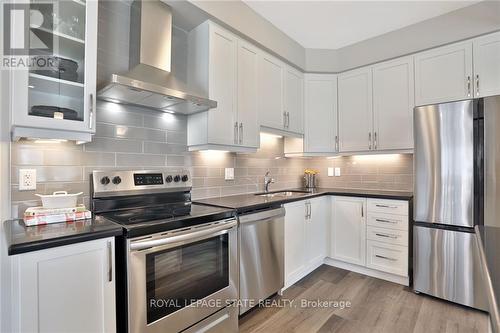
[304,74,338,153]
[414,41,473,106]
[11,0,98,142]
[258,52,285,131]
[372,57,415,150]
[207,24,238,146]
[187,21,257,152]
[473,31,500,98]
[284,66,304,134]
[338,67,373,152]
[330,196,367,266]
[237,40,259,148]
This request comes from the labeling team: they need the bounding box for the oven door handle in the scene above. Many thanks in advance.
[130,220,237,251]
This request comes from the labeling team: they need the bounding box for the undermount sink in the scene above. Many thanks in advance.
[255,190,310,198]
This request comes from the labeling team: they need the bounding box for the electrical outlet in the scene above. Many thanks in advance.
[328,167,334,177]
[19,169,37,191]
[334,167,341,177]
[225,168,234,180]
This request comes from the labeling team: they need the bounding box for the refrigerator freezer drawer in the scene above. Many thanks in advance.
[413,225,488,311]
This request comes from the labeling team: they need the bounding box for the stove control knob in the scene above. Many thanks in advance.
[181,175,189,182]
[174,175,181,182]
[165,175,173,183]
[100,176,110,185]
[112,176,122,185]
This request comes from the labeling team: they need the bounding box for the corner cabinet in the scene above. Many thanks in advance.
[187,21,258,152]
[11,238,116,333]
[303,74,338,154]
[10,0,98,142]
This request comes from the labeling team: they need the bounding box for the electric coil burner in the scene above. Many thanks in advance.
[91,169,238,333]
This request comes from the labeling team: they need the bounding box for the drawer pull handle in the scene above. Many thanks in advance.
[375,218,397,224]
[375,204,398,209]
[375,254,397,261]
[375,233,397,239]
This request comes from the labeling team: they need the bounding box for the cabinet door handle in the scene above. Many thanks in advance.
[476,74,480,96]
[374,132,377,150]
[287,112,290,129]
[368,132,372,150]
[467,75,471,97]
[375,218,397,224]
[308,202,312,220]
[239,123,243,144]
[375,254,397,262]
[107,241,112,282]
[283,111,287,128]
[375,233,398,239]
[305,202,309,219]
[234,122,238,144]
[89,93,94,129]
[361,204,364,218]
[335,135,339,151]
[375,204,398,209]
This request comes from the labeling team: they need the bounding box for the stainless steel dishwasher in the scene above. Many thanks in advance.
[238,206,285,315]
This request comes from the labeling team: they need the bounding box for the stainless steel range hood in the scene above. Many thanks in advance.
[97,1,216,114]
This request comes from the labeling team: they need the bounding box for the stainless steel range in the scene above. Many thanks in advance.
[91,169,238,333]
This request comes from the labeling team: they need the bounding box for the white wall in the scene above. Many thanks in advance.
[187,0,306,69]
[306,1,500,72]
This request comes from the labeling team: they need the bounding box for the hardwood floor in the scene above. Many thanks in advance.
[239,265,489,333]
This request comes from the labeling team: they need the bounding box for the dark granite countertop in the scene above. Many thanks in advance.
[4,216,123,255]
[195,187,413,213]
[475,225,500,332]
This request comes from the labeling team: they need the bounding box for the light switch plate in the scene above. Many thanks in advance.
[19,169,37,191]
[225,168,234,180]
[334,167,341,177]
[327,167,334,177]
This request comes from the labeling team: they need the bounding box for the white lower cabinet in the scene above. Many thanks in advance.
[366,240,408,277]
[330,196,367,266]
[284,197,329,288]
[328,196,410,284]
[11,238,116,333]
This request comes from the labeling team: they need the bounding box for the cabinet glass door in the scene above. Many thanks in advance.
[28,0,86,123]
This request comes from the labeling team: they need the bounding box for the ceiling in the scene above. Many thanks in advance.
[242,1,478,50]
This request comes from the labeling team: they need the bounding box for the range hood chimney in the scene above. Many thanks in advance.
[97,0,217,114]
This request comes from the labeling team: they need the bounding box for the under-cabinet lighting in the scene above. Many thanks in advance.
[200,150,229,154]
[260,132,283,139]
[352,154,402,162]
[33,139,68,144]
[105,98,122,104]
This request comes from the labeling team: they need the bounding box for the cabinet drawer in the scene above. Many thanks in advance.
[367,226,408,246]
[366,240,408,277]
[367,213,408,231]
[367,199,408,216]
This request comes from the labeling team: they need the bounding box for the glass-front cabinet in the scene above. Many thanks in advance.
[10,0,98,142]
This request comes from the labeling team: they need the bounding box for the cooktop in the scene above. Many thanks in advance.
[102,203,236,238]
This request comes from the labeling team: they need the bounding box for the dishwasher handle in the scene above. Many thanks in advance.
[238,207,285,224]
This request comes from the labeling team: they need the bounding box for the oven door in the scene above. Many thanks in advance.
[127,219,238,333]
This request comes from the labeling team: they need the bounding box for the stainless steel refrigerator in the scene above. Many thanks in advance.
[413,96,500,311]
